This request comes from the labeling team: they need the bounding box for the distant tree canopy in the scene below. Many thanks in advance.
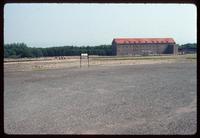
[178,43,197,49]
[4,43,33,58]
[4,43,113,58]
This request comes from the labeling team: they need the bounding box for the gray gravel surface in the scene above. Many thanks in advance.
[4,62,196,134]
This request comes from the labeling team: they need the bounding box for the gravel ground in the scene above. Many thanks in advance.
[4,62,196,134]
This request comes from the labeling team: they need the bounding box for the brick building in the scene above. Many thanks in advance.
[112,38,178,56]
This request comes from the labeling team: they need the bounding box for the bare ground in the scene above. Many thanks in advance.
[4,55,197,134]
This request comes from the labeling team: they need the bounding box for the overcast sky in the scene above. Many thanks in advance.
[4,3,196,47]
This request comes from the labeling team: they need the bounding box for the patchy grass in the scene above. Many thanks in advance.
[186,57,196,60]
[32,69,48,71]
[91,54,197,61]
[4,54,196,72]
[92,55,177,61]
[32,65,49,71]
[184,54,196,60]
[32,68,49,71]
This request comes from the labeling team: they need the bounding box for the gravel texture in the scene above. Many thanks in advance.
[4,62,196,134]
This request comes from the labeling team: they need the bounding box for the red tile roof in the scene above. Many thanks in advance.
[113,38,175,44]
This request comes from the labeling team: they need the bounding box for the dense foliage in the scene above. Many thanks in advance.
[4,43,112,58]
[178,43,197,49]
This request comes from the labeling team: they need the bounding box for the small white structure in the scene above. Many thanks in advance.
[81,53,88,57]
[80,53,89,67]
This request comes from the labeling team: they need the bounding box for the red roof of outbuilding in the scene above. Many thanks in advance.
[113,38,175,44]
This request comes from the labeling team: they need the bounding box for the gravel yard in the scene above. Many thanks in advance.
[4,61,196,134]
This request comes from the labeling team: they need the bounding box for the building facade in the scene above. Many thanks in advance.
[112,38,178,56]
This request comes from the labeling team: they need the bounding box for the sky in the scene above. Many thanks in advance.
[4,3,197,47]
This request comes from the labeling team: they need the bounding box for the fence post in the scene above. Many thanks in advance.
[88,55,89,67]
[80,54,81,68]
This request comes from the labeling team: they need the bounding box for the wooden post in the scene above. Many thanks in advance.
[80,54,81,68]
[88,55,89,67]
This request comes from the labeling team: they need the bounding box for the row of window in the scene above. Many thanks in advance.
[118,45,164,48]
[123,41,169,44]
[118,47,160,50]
[118,50,159,52]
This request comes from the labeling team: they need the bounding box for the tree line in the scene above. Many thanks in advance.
[4,43,113,58]
[4,43,196,58]
[178,43,197,49]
